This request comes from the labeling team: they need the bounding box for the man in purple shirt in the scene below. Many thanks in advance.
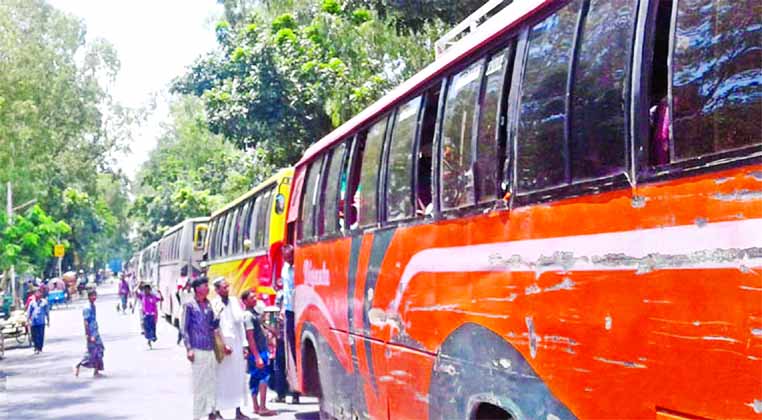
[183,276,227,420]
[136,284,163,349]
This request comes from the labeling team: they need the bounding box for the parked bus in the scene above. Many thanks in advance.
[157,217,208,325]
[137,241,159,287]
[206,167,294,300]
[287,0,761,419]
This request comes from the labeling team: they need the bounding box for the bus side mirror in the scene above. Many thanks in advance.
[243,239,252,251]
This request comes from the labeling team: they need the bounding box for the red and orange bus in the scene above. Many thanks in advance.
[286,0,761,418]
[206,168,293,300]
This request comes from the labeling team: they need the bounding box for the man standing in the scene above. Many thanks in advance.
[74,289,104,378]
[280,245,300,403]
[136,284,163,348]
[183,276,228,420]
[212,278,250,420]
[26,288,48,354]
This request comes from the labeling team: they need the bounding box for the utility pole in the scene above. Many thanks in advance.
[6,181,15,308]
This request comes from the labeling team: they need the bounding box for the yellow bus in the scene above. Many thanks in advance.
[205,167,293,301]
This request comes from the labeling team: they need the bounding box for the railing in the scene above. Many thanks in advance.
[435,0,513,58]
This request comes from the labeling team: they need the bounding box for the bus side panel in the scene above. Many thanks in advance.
[373,164,762,419]
[207,254,269,298]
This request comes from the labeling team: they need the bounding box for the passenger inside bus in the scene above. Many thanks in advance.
[649,0,673,167]
[416,83,439,216]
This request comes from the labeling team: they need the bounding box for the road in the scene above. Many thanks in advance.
[1,284,318,420]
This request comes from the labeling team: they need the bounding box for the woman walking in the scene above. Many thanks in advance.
[74,289,105,378]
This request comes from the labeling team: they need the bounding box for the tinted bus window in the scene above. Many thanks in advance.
[441,60,484,209]
[477,48,510,203]
[322,143,347,236]
[249,195,262,247]
[671,0,761,160]
[230,208,241,255]
[263,187,274,247]
[208,220,216,259]
[570,0,633,180]
[257,188,272,249]
[300,160,322,239]
[222,212,233,256]
[387,96,422,220]
[517,0,581,191]
[358,117,387,227]
[241,199,253,246]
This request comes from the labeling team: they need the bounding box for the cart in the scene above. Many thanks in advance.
[0,310,31,349]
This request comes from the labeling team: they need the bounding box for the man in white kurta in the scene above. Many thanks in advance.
[212,278,250,420]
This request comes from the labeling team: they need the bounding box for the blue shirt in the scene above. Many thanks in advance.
[281,262,294,312]
[27,298,48,327]
[182,299,219,351]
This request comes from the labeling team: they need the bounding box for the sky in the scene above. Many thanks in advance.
[47,0,224,179]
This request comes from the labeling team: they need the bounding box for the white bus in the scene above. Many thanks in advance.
[157,218,208,326]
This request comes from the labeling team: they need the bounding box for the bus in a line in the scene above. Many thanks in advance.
[157,217,208,325]
[206,167,294,300]
[286,0,761,418]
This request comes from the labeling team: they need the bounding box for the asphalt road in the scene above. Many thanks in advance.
[0,284,319,420]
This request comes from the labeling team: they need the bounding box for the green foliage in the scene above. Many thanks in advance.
[321,0,342,15]
[129,96,266,249]
[175,2,445,169]
[0,0,135,274]
[0,206,70,275]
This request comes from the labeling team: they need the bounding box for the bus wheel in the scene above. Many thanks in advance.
[428,323,575,420]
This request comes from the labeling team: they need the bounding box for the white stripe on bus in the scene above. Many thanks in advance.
[388,218,762,313]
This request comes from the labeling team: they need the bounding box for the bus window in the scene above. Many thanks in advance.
[240,199,253,250]
[669,0,761,161]
[215,218,224,258]
[647,0,673,166]
[417,83,440,216]
[263,187,275,246]
[249,195,262,248]
[207,220,216,259]
[257,188,273,248]
[222,211,233,256]
[345,133,366,230]
[358,118,388,227]
[321,142,347,236]
[476,47,511,203]
[300,159,323,240]
[441,59,484,209]
[517,0,581,192]
[229,208,240,255]
[386,96,422,221]
[570,0,634,181]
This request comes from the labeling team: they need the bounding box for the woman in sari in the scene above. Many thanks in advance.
[74,289,105,377]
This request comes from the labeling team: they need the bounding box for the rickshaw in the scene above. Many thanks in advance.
[47,278,68,307]
[0,309,31,351]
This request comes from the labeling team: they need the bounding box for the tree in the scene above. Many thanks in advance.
[0,0,135,272]
[173,1,445,169]
[0,206,70,279]
[129,96,261,248]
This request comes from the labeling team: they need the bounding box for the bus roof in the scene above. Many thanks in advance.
[162,217,209,239]
[210,167,294,218]
[296,0,549,167]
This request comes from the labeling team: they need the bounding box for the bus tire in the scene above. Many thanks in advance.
[428,323,576,420]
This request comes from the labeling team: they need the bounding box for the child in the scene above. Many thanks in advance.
[136,284,163,348]
[241,290,276,416]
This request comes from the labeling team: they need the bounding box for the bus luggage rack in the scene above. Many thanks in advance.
[435,0,513,58]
